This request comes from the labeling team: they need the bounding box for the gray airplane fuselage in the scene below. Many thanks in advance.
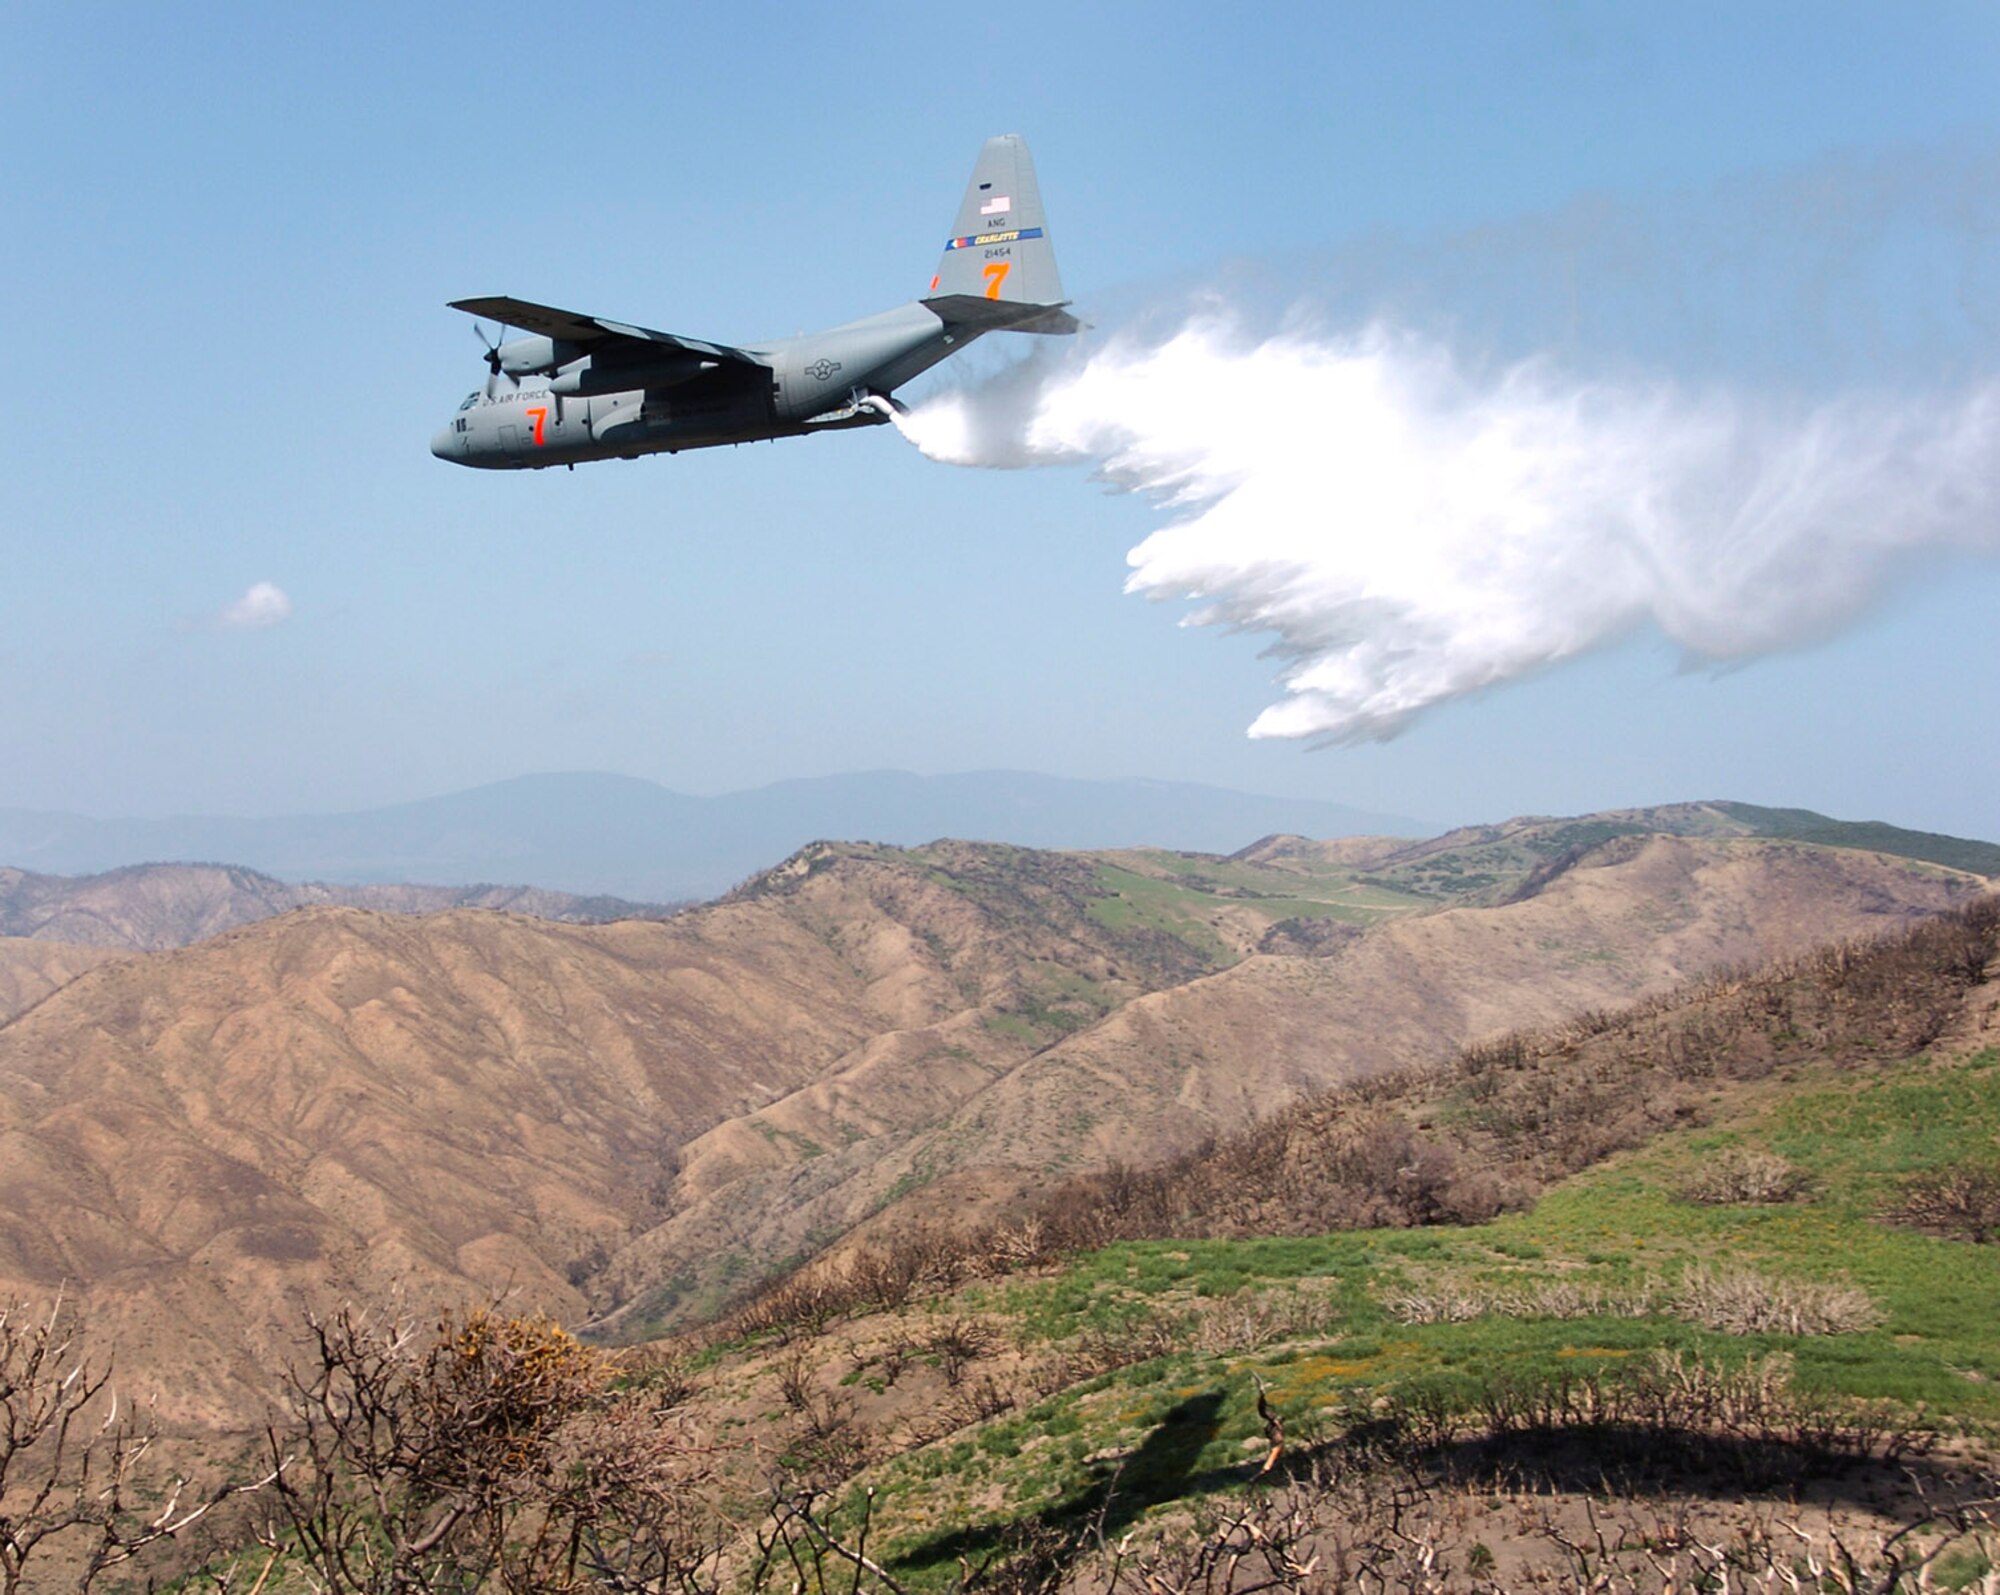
[431,302,965,469]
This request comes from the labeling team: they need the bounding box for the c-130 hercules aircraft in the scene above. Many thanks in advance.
[431,135,1075,470]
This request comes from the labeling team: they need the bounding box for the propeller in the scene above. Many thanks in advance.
[473,322,517,399]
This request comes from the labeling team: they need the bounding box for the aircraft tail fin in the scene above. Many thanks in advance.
[923,134,1073,331]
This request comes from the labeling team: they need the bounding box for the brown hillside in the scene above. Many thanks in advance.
[0,936,126,1022]
[592,835,1976,1332]
[0,830,1981,1427]
[0,843,1214,1425]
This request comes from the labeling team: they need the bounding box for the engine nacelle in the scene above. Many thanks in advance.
[496,335,582,377]
[548,351,716,396]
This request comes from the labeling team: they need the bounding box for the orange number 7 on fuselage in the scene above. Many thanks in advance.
[525,407,548,446]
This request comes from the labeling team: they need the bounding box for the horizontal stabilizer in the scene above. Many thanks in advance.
[921,294,1081,336]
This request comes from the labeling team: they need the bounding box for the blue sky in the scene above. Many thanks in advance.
[4,2,1998,838]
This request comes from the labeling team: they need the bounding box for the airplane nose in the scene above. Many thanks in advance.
[430,426,455,459]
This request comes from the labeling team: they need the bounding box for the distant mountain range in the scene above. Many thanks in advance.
[0,771,1433,900]
[2,799,1989,963]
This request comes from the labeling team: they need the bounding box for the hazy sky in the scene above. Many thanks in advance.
[5,3,1998,838]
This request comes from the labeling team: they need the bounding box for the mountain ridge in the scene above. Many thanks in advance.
[0,861,679,955]
[0,770,1434,900]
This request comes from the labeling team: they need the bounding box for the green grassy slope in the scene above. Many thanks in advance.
[1083,855,1428,960]
[1715,801,2000,876]
[823,1045,2000,1584]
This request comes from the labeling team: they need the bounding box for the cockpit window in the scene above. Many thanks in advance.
[458,392,480,412]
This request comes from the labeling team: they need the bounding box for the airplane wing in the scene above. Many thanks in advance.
[448,296,765,369]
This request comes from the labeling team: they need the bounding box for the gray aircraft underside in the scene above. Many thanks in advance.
[431,135,1076,470]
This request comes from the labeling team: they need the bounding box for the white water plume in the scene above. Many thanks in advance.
[893,314,2000,742]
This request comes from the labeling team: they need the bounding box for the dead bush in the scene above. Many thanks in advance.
[267,1303,717,1595]
[0,1296,275,1595]
[927,1316,998,1387]
[940,1373,1017,1430]
[732,1266,847,1344]
[1380,1348,1934,1469]
[776,1347,820,1413]
[1890,1159,2000,1244]
[1508,1278,1653,1320]
[1378,1283,1492,1326]
[878,1329,920,1387]
[1092,1450,1458,1595]
[1669,1266,1881,1337]
[1527,1484,1997,1595]
[1191,1288,1340,1354]
[1063,1310,1190,1380]
[980,1217,1056,1273]
[617,1343,702,1408]
[847,1245,923,1312]
[1382,1274,1656,1327]
[786,1396,869,1486]
[1677,1146,1812,1205]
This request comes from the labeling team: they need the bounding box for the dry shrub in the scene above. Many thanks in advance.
[1890,1160,2000,1244]
[617,1342,702,1407]
[1669,1266,1881,1337]
[1378,1283,1491,1326]
[772,1355,869,1486]
[731,1265,849,1344]
[1677,1146,1811,1206]
[927,1316,998,1387]
[269,1303,718,1595]
[895,1370,1020,1453]
[1526,1487,2000,1595]
[981,1216,1057,1272]
[775,1347,820,1412]
[725,1223,1022,1349]
[1088,1451,1456,1595]
[1191,1288,1341,1355]
[1056,1309,1189,1383]
[1382,1267,1881,1334]
[1384,1348,1933,1469]
[940,1373,1016,1429]
[878,1329,919,1387]
[1380,1276,1649,1326]
[1507,1278,1653,1320]
[847,1245,925,1313]
[0,1296,276,1594]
